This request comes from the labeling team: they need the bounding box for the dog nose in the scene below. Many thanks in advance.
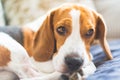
[65,56,83,72]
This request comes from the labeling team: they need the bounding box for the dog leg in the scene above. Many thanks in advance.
[81,62,96,78]
[21,71,69,80]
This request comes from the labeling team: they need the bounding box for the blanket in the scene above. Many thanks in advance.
[86,40,120,80]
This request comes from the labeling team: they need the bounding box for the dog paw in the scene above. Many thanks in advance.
[59,75,69,80]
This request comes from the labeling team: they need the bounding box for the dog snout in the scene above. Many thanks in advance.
[65,55,83,72]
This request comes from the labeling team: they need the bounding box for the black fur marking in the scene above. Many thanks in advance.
[0,26,23,45]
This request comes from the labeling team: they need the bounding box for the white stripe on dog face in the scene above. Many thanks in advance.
[53,9,90,72]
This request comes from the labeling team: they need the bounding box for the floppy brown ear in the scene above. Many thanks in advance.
[95,14,113,60]
[32,12,56,62]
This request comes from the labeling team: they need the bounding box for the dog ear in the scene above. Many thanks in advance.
[32,11,56,62]
[95,14,113,60]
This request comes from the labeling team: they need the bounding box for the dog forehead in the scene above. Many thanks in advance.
[53,5,95,23]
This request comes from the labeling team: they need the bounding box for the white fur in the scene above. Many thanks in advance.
[30,58,55,74]
[21,71,62,80]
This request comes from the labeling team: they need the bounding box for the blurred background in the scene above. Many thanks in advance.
[0,0,120,39]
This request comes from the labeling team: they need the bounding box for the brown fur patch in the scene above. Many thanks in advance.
[22,27,34,56]
[0,46,11,66]
[32,14,55,61]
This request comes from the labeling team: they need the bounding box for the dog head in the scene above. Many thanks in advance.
[32,4,112,73]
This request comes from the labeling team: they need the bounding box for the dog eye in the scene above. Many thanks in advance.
[57,26,67,35]
[85,29,94,37]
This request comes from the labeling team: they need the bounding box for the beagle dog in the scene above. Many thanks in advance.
[0,4,113,80]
